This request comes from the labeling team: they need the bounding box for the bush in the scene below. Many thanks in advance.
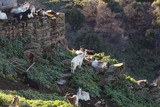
[70,69,101,97]
[65,8,85,30]
[143,29,156,49]
[0,57,15,78]
[27,64,61,92]
[92,52,118,66]
[103,0,123,13]
[75,31,103,52]
[0,37,26,58]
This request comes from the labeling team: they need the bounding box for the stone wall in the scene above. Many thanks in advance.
[0,0,17,10]
[0,13,67,48]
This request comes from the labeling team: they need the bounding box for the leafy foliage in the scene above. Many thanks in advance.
[103,0,123,13]
[143,29,156,49]
[92,52,118,66]
[75,31,103,52]
[0,91,71,107]
[0,57,15,79]
[0,37,26,58]
[104,84,159,107]
[123,75,137,84]
[65,8,85,30]
[4,89,64,101]
[70,69,101,97]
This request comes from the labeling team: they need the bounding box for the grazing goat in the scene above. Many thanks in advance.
[71,51,86,73]
[65,93,79,107]
[14,9,32,22]
[0,11,7,20]
[91,60,108,69]
[9,95,19,107]
[77,88,90,101]
[22,2,30,10]
[75,48,83,55]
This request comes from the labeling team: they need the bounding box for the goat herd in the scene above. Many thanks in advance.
[0,1,57,23]
[8,48,108,107]
[66,48,108,107]
[71,48,108,73]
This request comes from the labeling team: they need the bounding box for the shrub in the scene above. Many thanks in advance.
[75,31,103,52]
[0,37,26,58]
[0,58,15,78]
[143,29,156,49]
[104,0,123,13]
[27,64,61,92]
[65,8,85,30]
[70,69,101,97]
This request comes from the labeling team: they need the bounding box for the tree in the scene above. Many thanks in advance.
[65,8,85,30]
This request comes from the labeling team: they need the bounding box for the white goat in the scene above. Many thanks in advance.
[22,2,30,10]
[75,50,83,55]
[91,60,108,69]
[11,6,26,14]
[71,51,86,73]
[0,11,7,20]
[77,88,90,101]
[30,5,35,14]
[11,2,30,14]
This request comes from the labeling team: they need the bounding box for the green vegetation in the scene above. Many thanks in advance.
[103,0,123,13]
[0,0,160,106]
[70,69,101,97]
[123,75,137,84]
[4,89,64,101]
[104,84,158,107]
[0,51,17,81]
[75,31,104,52]
[143,29,156,49]
[92,52,118,66]
[65,8,85,30]
[0,37,27,58]
[0,90,71,107]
